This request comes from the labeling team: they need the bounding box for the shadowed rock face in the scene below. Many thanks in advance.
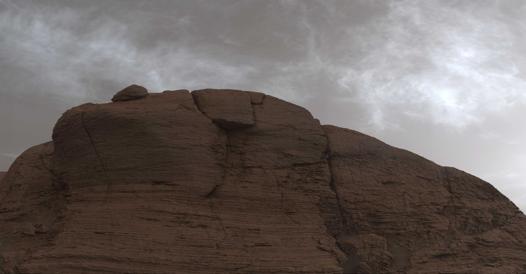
[0,87,525,274]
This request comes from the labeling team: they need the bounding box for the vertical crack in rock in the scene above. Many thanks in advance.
[205,184,220,198]
[190,93,226,197]
[190,92,210,120]
[271,170,300,225]
[318,127,356,272]
[35,148,69,248]
[220,130,232,192]
[326,151,353,266]
[80,112,110,195]
[249,93,265,124]
[439,166,458,246]
[324,141,348,231]
[439,167,454,196]
[208,200,228,241]
[79,112,107,173]
[205,129,230,199]
[38,152,68,194]
[190,93,230,243]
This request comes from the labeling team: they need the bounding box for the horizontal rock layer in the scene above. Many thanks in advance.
[0,88,525,274]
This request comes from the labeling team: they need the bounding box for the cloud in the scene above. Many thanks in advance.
[1,152,18,159]
[337,0,526,129]
[0,0,261,102]
[2,0,525,128]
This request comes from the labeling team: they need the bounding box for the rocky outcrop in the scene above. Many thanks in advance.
[0,87,524,274]
[323,126,526,274]
[0,142,67,271]
[0,172,5,182]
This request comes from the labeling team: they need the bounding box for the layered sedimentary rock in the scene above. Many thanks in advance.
[323,126,526,273]
[0,86,525,274]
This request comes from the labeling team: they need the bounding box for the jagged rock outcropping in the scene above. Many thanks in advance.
[0,86,525,274]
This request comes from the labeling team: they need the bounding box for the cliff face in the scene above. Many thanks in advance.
[0,87,525,274]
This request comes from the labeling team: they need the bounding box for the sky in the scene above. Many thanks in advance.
[0,0,525,211]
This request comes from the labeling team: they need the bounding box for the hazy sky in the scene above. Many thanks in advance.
[0,0,525,211]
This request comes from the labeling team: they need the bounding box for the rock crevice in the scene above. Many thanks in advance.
[79,112,107,173]
[191,89,255,130]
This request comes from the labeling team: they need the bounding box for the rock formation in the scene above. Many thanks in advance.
[0,86,525,274]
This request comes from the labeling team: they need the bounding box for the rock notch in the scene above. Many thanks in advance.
[0,87,525,274]
[192,89,257,129]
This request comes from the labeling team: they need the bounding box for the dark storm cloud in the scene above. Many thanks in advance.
[0,0,525,210]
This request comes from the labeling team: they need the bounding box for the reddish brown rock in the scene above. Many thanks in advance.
[0,142,66,271]
[0,171,5,182]
[323,125,526,274]
[192,89,256,129]
[111,84,148,102]
[0,88,525,274]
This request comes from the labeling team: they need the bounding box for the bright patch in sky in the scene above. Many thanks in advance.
[338,0,526,129]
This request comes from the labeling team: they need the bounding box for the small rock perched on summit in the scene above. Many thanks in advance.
[111,84,148,102]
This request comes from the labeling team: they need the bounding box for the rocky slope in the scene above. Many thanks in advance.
[0,86,525,274]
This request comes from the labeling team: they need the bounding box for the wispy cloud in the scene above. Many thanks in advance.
[337,0,526,129]
[0,0,258,102]
[1,152,18,159]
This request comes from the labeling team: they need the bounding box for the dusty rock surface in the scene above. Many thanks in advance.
[0,172,4,182]
[0,88,525,274]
